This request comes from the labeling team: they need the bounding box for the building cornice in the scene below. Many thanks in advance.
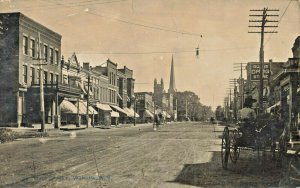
[18,13,61,46]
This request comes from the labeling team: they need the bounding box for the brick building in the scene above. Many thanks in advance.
[0,12,137,128]
[0,12,63,127]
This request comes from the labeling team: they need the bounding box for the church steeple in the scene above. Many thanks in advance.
[168,55,176,94]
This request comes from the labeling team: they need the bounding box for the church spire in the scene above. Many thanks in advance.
[168,55,176,94]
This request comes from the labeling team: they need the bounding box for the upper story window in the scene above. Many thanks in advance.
[30,67,35,85]
[43,71,48,84]
[44,45,48,62]
[23,36,28,55]
[50,48,54,64]
[50,73,54,85]
[23,65,28,84]
[36,69,40,84]
[55,50,59,64]
[55,74,59,84]
[109,72,111,84]
[113,74,115,86]
[63,75,68,84]
[30,39,35,57]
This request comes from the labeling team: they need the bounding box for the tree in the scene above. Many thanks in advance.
[174,91,213,121]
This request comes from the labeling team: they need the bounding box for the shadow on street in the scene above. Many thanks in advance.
[170,150,285,187]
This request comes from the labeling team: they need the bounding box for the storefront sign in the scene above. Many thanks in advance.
[249,63,270,81]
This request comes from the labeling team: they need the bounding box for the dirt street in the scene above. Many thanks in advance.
[0,122,287,187]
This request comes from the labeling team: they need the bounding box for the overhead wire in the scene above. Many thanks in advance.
[15,0,181,34]
[264,0,293,45]
[8,1,267,56]
[64,47,255,55]
[38,0,203,37]
[12,0,129,11]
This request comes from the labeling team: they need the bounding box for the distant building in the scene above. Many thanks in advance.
[118,65,138,123]
[135,92,154,123]
[153,56,177,120]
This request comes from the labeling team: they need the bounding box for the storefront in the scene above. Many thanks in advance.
[95,102,112,126]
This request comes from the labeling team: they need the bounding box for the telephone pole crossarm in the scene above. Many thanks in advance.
[248,7,279,114]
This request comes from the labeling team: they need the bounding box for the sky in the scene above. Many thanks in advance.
[0,0,299,110]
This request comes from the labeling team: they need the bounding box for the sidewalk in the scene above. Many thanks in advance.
[3,121,204,133]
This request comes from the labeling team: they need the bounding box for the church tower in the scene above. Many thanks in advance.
[168,55,176,94]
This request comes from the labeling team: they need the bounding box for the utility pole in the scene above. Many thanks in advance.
[86,74,90,128]
[153,100,156,130]
[226,88,232,122]
[185,99,188,120]
[229,79,238,121]
[249,8,279,114]
[33,32,47,132]
[234,63,247,109]
[224,97,229,121]
[240,64,244,109]
[133,96,136,126]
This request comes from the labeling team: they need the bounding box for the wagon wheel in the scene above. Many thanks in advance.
[255,133,266,167]
[271,138,277,161]
[279,134,288,168]
[287,149,300,185]
[230,130,240,164]
[221,127,230,169]
[279,149,300,186]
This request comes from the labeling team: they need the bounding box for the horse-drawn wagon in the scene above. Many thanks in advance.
[221,114,284,169]
[221,114,300,185]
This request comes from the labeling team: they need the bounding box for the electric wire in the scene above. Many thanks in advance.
[11,0,128,11]
[264,0,293,45]
[63,47,255,55]
[39,0,203,37]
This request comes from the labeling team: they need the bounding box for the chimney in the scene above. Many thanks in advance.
[83,62,90,70]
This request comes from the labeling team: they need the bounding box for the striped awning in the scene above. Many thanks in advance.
[144,110,154,118]
[75,101,98,115]
[96,103,112,111]
[124,108,140,118]
[60,100,78,114]
[162,111,171,118]
[110,105,129,115]
[117,93,123,100]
